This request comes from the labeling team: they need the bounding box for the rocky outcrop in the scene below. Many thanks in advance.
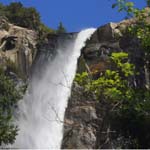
[82,19,146,88]
[62,83,98,149]
[62,18,149,149]
[0,17,37,78]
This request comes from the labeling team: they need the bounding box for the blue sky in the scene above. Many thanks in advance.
[0,0,147,32]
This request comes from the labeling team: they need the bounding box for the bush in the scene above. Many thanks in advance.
[0,2,55,32]
[0,68,22,145]
[75,52,150,148]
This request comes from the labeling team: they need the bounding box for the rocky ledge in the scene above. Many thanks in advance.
[0,17,37,78]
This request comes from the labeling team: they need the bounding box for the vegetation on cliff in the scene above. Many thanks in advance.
[75,1,150,148]
[0,2,67,44]
[75,52,150,148]
[0,68,24,145]
[0,2,52,32]
[56,22,67,34]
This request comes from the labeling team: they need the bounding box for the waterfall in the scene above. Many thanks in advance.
[12,28,96,149]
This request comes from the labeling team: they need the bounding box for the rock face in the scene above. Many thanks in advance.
[82,19,146,88]
[0,17,37,77]
[62,18,148,149]
[62,83,98,149]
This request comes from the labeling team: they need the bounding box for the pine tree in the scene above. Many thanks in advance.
[146,0,150,7]
[57,22,66,34]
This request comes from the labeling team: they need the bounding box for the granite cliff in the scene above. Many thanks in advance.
[0,17,37,79]
[62,18,150,149]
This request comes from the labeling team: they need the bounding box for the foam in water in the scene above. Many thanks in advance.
[12,28,96,149]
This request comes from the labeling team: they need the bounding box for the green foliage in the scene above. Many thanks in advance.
[110,1,150,147]
[147,0,150,6]
[111,52,135,77]
[113,0,150,49]
[39,23,54,34]
[75,52,150,148]
[0,2,40,30]
[56,22,67,34]
[0,2,55,33]
[36,23,55,49]
[112,0,135,17]
[0,3,6,17]
[0,68,22,145]
[128,22,150,55]
[75,72,89,86]
[113,0,150,88]
[0,2,56,50]
[38,23,55,42]
[75,52,133,101]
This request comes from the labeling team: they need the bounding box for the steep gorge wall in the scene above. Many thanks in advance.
[62,18,148,149]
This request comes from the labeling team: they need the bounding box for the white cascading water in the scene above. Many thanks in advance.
[12,28,96,149]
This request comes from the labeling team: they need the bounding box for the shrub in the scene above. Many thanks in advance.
[0,67,22,145]
[75,52,150,148]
